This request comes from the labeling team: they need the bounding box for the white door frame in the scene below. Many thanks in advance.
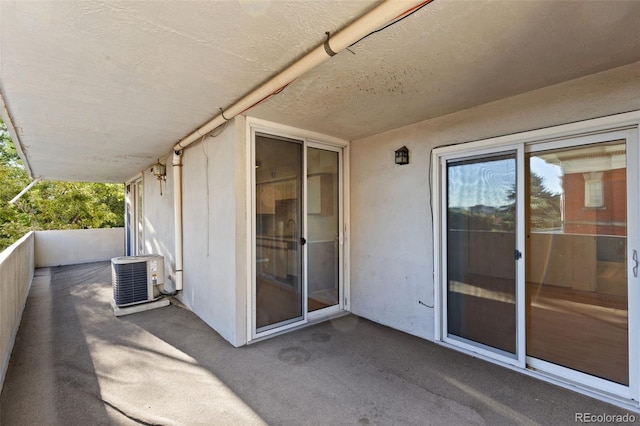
[125,174,144,256]
[247,118,349,342]
[432,111,640,403]
[523,127,639,400]
[306,141,345,321]
[436,145,526,368]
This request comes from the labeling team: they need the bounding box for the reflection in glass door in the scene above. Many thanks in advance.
[307,147,340,313]
[526,140,629,385]
[125,177,144,256]
[438,123,638,398]
[255,134,303,332]
[136,179,144,255]
[446,153,517,355]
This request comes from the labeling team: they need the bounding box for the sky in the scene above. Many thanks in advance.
[448,156,563,208]
[448,157,515,208]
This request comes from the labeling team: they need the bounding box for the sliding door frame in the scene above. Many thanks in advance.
[306,141,345,321]
[524,128,639,400]
[436,144,526,368]
[125,174,144,256]
[247,118,350,342]
[433,111,640,404]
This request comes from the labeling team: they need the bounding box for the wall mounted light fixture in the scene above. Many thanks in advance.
[395,146,409,165]
[151,159,167,195]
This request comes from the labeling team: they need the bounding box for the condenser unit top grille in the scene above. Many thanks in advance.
[112,255,162,265]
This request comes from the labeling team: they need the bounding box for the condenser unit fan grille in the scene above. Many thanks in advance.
[113,261,148,306]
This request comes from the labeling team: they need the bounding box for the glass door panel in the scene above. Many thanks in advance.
[255,134,303,331]
[307,147,340,312]
[136,180,144,255]
[125,184,133,256]
[446,153,517,354]
[526,140,628,385]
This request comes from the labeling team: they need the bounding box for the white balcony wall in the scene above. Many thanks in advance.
[0,232,34,392]
[180,117,248,347]
[141,153,176,290]
[135,117,248,346]
[349,61,640,341]
[34,228,124,268]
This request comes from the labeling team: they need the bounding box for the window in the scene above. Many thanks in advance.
[584,172,604,208]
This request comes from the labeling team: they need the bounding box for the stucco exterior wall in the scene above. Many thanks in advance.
[141,154,177,289]
[349,61,640,341]
[34,228,124,268]
[180,117,248,347]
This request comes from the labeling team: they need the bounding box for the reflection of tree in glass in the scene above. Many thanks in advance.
[448,172,561,233]
[508,172,561,231]
[448,202,516,232]
[449,208,491,231]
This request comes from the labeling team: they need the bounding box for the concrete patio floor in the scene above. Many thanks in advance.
[0,262,635,425]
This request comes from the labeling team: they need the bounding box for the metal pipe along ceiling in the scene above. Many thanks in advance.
[173,0,430,152]
[171,0,431,293]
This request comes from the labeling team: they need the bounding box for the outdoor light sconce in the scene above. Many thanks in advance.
[395,146,409,165]
[151,160,167,195]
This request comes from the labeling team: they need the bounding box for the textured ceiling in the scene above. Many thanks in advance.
[252,0,640,139]
[1,0,639,182]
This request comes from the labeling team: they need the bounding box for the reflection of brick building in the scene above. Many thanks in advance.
[563,168,626,236]
[540,144,626,237]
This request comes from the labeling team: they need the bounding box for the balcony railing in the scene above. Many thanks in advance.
[0,228,123,393]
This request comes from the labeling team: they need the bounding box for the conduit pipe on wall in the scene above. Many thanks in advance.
[172,151,184,290]
[170,0,429,292]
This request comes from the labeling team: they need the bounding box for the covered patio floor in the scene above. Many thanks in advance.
[0,262,633,425]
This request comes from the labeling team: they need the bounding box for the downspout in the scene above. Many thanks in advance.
[173,151,184,291]
[170,0,430,292]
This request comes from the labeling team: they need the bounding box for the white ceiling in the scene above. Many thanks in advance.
[1,0,639,183]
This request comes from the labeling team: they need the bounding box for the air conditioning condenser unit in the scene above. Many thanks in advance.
[111,255,170,316]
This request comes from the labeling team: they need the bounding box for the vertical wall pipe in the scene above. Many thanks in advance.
[172,150,183,291]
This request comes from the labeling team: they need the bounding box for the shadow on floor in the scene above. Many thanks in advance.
[1,262,635,425]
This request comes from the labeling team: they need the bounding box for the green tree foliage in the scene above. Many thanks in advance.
[507,171,562,231]
[0,120,31,249]
[0,119,124,251]
[527,172,562,230]
[448,172,561,233]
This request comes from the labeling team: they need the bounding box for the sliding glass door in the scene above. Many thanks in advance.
[253,132,343,336]
[255,134,304,332]
[125,176,144,256]
[444,151,521,360]
[307,146,341,314]
[526,136,633,389]
[438,125,638,398]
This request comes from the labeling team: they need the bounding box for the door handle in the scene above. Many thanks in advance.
[633,249,638,278]
[301,237,307,246]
